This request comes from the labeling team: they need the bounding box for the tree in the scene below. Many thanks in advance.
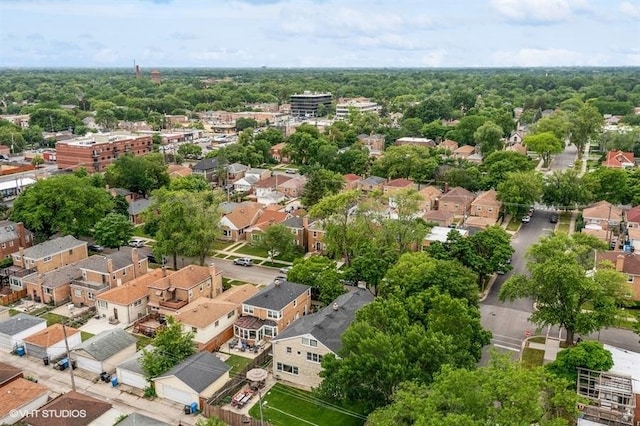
[93,213,134,249]
[367,354,582,426]
[473,121,503,156]
[569,104,603,156]
[177,143,202,159]
[95,108,118,129]
[300,167,345,208]
[112,194,130,217]
[168,174,209,192]
[141,316,196,379]
[497,170,544,216]
[446,115,488,145]
[532,111,570,141]
[524,131,564,168]
[235,117,258,131]
[547,341,613,385]
[500,233,629,346]
[30,155,44,167]
[11,174,113,238]
[254,223,296,262]
[480,150,534,189]
[543,169,593,210]
[584,167,630,205]
[287,256,344,305]
[105,153,170,197]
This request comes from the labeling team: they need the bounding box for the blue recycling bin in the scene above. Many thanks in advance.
[189,402,198,414]
[15,346,25,357]
[58,358,69,369]
[110,376,119,387]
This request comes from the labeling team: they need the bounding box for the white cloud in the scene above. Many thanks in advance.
[619,1,640,18]
[491,48,603,66]
[490,0,589,23]
[93,48,119,64]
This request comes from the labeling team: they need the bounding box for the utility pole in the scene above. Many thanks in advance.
[62,322,76,391]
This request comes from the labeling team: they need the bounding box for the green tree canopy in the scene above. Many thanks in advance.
[524,131,564,168]
[287,256,344,305]
[301,167,345,208]
[141,316,196,379]
[93,213,134,249]
[547,341,613,385]
[473,121,504,156]
[497,170,544,216]
[105,153,170,197]
[254,223,297,261]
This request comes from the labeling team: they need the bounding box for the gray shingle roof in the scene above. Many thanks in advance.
[360,176,386,185]
[273,289,373,353]
[117,346,155,375]
[220,202,239,214]
[73,328,136,361]
[244,279,310,311]
[281,216,304,229]
[0,220,28,244]
[117,413,171,426]
[192,158,220,171]
[128,198,153,216]
[22,235,86,260]
[76,246,136,273]
[226,163,249,173]
[158,351,230,393]
[23,264,83,289]
[0,313,46,336]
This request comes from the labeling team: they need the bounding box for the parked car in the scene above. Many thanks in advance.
[549,214,558,223]
[521,215,531,223]
[528,207,535,217]
[279,266,292,274]
[88,244,104,252]
[128,238,145,248]
[147,253,162,264]
[234,258,253,267]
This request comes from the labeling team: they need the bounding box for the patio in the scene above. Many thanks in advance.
[219,335,270,360]
[79,314,128,334]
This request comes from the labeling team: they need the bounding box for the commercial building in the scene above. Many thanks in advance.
[55,133,153,172]
[335,99,381,119]
[290,92,332,118]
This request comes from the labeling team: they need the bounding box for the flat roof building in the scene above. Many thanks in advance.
[290,92,332,118]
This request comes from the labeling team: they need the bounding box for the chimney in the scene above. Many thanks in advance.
[131,247,139,278]
[162,265,167,277]
[17,222,25,247]
[107,258,113,273]
[332,302,338,311]
[208,263,221,296]
[616,254,625,272]
[274,278,282,287]
[302,215,309,229]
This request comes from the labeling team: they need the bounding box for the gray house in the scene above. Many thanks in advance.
[192,158,222,182]
[0,313,47,352]
[72,328,136,373]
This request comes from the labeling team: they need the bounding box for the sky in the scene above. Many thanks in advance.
[0,0,639,68]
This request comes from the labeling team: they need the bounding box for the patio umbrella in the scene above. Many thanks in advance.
[246,368,268,382]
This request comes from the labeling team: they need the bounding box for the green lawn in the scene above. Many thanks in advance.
[132,227,151,238]
[235,245,270,258]
[529,336,546,344]
[42,312,66,326]
[8,308,19,316]
[135,335,154,350]
[249,384,367,426]
[224,354,253,375]
[521,347,545,369]
[80,331,94,342]
[505,219,521,232]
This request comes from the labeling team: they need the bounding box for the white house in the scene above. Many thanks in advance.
[72,328,136,374]
[22,323,81,360]
[0,314,47,352]
[153,351,230,409]
[233,175,260,193]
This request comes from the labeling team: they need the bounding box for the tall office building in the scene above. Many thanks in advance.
[290,92,332,118]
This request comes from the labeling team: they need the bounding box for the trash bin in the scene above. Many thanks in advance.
[71,360,77,370]
[43,356,49,366]
[16,346,25,357]
[110,376,118,387]
[100,372,110,382]
[189,402,198,414]
[183,405,191,415]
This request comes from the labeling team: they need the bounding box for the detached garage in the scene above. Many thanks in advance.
[0,314,46,352]
[154,352,230,409]
[116,347,154,390]
[72,328,136,374]
[23,324,81,361]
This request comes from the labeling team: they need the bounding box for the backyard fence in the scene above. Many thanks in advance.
[204,405,271,426]
[0,289,26,305]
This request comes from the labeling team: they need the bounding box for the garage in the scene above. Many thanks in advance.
[116,352,148,390]
[75,355,102,373]
[160,384,195,406]
[0,314,47,352]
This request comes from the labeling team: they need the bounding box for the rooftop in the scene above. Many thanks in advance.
[216,284,259,305]
[0,313,45,336]
[425,226,469,242]
[22,235,85,260]
[23,264,83,289]
[174,298,238,328]
[22,323,80,348]
[0,361,22,386]
[25,391,112,426]
[97,269,166,305]
[156,351,230,393]
[72,328,136,361]
[148,264,213,291]
[243,279,310,311]
[0,378,48,419]
[76,246,139,273]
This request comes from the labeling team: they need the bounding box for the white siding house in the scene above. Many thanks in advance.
[0,314,47,352]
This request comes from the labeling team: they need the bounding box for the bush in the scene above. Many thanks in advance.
[143,386,156,398]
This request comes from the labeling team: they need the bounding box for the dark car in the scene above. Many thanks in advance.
[88,244,104,252]
[549,214,558,223]
[147,253,159,264]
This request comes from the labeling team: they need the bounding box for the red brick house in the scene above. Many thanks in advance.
[602,150,635,169]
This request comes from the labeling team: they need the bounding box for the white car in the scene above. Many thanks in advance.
[279,266,292,274]
[521,215,531,223]
[128,238,145,248]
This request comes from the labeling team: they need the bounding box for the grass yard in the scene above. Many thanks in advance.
[224,354,253,375]
[42,312,66,326]
[521,346,545,369]
[8,308,19,316]
[80,331,94,342]
[235,245,270,258]
[135,335,154,350]
[529,336,546,344]
[505,219,521,232]
[249,383,367,426]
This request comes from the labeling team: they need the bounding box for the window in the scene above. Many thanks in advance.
[223,230,231,237]
[302,337,318,347]
[293,300,297,308]
[68,249,73,254]
[13,255,20,260]
[9,277,22,288]
[1,243,5,249]
[122,269,126,276]
[488,207,493,212]
[286,347,292,353]
[267,310,280,319]
[74,289,82,297]
[476,207,482,211]
[243,305,254,314]
[227,311,234,319]
[97,300,107,309]
[200,284,203,292]
[276,363,298,375]
[313,231,317,238]
[207,280,211,288]
[188,290,193,298]
[45,287,52,295]
[87,292,95,300]
[43,256,52,262]
[307,352,323,363]
[134,300,142,307]
[628,275,634,283]
[264,325,277,337]
[8,241,13,247]
[192,327,197,333]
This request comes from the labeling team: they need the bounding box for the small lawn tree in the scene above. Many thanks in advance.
[254,223,296,262]
[141,316,196,379]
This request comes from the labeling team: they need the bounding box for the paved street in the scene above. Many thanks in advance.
[212,258,282,286]
[548,143,579,171]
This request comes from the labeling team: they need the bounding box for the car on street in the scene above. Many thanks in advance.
[147,253,163,264]
[279,266,292,274]
[234,258,253,267]
[528,208,535,217]
[521,215,531,223]
[549,214,558,223]
[128,238,145,248]
[88,244,104,252]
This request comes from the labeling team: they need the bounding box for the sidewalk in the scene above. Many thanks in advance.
[526,337,562,364]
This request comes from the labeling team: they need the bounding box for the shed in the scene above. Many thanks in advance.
[22,323,81,360]
[0,314,47,352]
[72,328,136,374]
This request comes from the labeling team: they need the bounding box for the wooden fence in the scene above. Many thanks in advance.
[204,405,271,426]
[0,289,26,306]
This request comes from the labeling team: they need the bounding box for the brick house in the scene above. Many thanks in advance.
[358,176,386,192]
[192,158,222,183]
[281,216,308,249]
[437,187,475,217]
[596,252,640,301]
[23,264,82,306]
[422,210,455,227]
[626,206,640,229]
[12,235,87,275]
[147,264,223,314]
[226,163,249,181]
[234,278,311,345]
[306,220,326,253]
[0,221,33,260]
[602,150,635,169]
[219,205,263,241]
[582,201,623,230]
[418,186,442,211]
[383,178,414,199]
[470,189,502,219]
[70,247,147,307]
[271,289,374,390]
[277,176,306,198]
[128,198,152,225]
[453,145,475,159]
[439,139,459,152]
[245,210,291,244]
[343,174,361,190]
[357,134,385,156]
[270,142,289,163]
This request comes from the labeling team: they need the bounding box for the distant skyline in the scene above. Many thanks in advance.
[0,0,639,68]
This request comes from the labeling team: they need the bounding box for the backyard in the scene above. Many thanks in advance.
[224,354,253,375]
[249,383,367,426]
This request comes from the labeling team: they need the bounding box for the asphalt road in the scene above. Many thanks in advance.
[548,143,579,171]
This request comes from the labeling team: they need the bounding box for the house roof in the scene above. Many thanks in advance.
[22,264,83,289]
[235,175,260,186]
[174,298,238,328]
[425,226,469,242]
[603,150,635,168]
[156,351,230,393]
[97,269,166,305]
[270,142,286,151]
[419,186,442,200]
[22,235,85,260]
[439,187,475,203]
[223,206,262,230]
[25,391,112,426]
[254,210,289,227]
[220,201,239,215]
[167,164,192,177]
[255,175,292,189]
[117,346,154,375]
[0,313,45,336]
[216,284,259,304]
[626,205,640,224]
[72,328,136,361]
[0,361,22,386]
[246,168,268,176]
[226,162,249,173]
[22,323,79,348]
[76,246,138,273]
[243,279,310,311]
[109,187,133,197]
[273,288,373,353]
[597,252,640,276]
[235,315,276,330]
[582,201,623,222]
[128,198,153,216]
[281,216,305,229]
[192,157,220,171]
[384,178,414,188]
[343,174,361,182]
[116,413,171,426]
[422,210,455,221]
[440,139,459,150]
[0,220,28,244]
[0,378,48,419]
[453,145,475,155]
[278,176,306,189]
[360,176,386,186]
[472,189,501,207]
[148,264,212,291]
